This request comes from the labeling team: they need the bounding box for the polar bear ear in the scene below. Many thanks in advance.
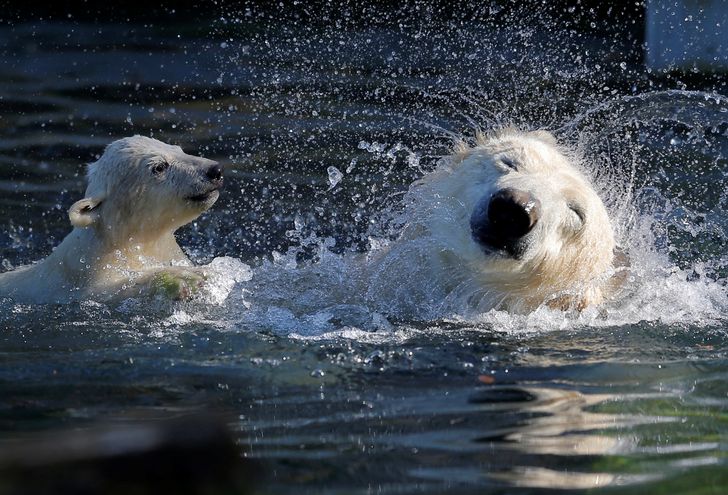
[529,130,557,145]
[69,197,103,228]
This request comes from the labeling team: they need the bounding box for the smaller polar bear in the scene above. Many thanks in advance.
[0,136,223,304]
[368,128,623,314]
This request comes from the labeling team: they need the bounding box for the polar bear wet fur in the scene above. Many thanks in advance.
[368,129,618,314]
[0,136,224,303]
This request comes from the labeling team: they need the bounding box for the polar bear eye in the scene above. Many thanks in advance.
[151,160,170,175]
[568,204,586,225]
[500,157,518,170]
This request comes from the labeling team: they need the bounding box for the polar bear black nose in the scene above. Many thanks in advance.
[471,188,541,256]
[487,188,541,239]
[206,163,224,184]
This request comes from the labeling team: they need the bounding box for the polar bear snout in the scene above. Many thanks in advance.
[470,188,541,258]
[186,162,224,204]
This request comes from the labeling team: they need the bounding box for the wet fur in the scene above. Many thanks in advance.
[369,129,618,314]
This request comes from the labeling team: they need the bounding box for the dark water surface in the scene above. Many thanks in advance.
[1,5,728,494]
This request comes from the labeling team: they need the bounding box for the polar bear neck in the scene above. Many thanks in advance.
[44,226,189,287]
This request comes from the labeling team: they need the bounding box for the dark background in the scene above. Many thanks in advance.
[2,0,646,37]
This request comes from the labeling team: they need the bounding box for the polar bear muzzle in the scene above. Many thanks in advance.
[470,187,541,258]
[186,162,224,204]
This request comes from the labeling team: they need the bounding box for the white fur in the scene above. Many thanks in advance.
[367,129,617,314]
[0,136,220,303]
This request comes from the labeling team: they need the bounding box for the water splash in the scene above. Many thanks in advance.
[212,90,728,338]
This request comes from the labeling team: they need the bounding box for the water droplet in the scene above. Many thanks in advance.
[293,215,304,231]
[327,166,343,189]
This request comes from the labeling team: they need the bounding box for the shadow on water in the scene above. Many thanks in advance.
[0,2,728,494]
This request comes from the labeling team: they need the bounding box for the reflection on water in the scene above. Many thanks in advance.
[473,387,636,455]
[474,387,649,489]
[0,4,728,494]
[234,350,728,492]
[495,467,654,490]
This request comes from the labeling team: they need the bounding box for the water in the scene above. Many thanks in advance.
[1,4,728,493]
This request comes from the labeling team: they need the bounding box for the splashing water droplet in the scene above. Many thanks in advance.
[294,215,305,231]
[327,166,343,190]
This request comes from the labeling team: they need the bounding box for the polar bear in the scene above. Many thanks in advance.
[367,128,622,314]
[0,136,224,304]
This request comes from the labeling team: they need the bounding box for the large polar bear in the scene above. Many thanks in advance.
[0,136,224,304]
[367,128,622,314]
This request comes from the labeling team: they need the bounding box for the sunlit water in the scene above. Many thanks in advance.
[1,5,728,494]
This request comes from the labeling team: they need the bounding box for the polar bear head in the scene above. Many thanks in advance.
[416,129,616,311]
[68,136,223,243]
